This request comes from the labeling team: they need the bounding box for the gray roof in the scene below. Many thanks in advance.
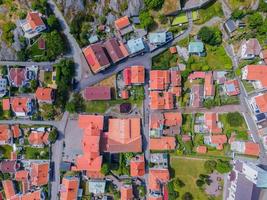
[225,19,237,33]
[88,180,106,194]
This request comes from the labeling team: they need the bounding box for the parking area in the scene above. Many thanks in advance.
[62,119,83,162]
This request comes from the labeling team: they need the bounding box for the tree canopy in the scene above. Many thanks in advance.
[231,9,245,20]
[248,12,263,29]
[216,159,232,174]
[144,0,164,10]
[198,26,222,46]
[48,128,58,143]
[204,160,217,173]
[66,92,85,113]
[139,10,154,30]
[47,15,60,30]
[226,112,244,127]
[182,192,193,200]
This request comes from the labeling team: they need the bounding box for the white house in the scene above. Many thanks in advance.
[0,77,7,97]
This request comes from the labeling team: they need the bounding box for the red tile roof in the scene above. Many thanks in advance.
[28,131,49,146]
[103,118,142,153]
[169,47,177,54]
[130,155,145,177]
[10,97,31,114]
[2,99,10,111]
[103,38,128,63]
[124,66,145,85]
[121,89,129,99]
[21,190,41,200]
[26,12,45,30]
[9,68,26,87]
[11,125,21,138]
[150,91,174,110]
[60,177,79,200]
[204,113,222,134]
[2,180,16,199]
[15,170,29,181]
[84,86,111,100]
[150,70,170,90]
[35,87,53,102]
[255,93,267,113]
[244,142,260,156]
[114,16,130,30]
[188,71,206,80]
[149,168,170,191]
[163,112,182,127]
[150,137,176,151]
[191,84,203,108]
[78,115,104,129]
[120,185,133,200]
[170,70,181,87]
[225,79,240,96]
[30,162,49,186]
[204,72,215,97]
[196,146,207,154]
[261,49,267,64]
[210,135,227,150]
[0,124,11,143]
[243,65,267,88]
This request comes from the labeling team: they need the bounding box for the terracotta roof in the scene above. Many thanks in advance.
[170,70,181,87]
[150,70,170,90]
[103,38,128,63]
[15,170,28,181]
[2,99,10,111]
[0,124,11,143]
[204,113,222,134]
[84,86,111,100]
[60,176,79,200]
[244,142,260,156]
[163,112,182,127]
[120,185,133,200]
[188,71,206,80]
[0,160,17,173]
[243,65,267,88]
[148,196,163,200]
[225,79,240,96]
[38,38,46,50]
[28,131,49,146]
[114,16,130,30]
[204,72,215,97]
[261,49,267,64]
[150,91,174,110]
[2,180,16,200]
[210,135,227,149]
[255,93,267,113]
[191,84,203,108]
[103,118,142,153]
[30,162,49,186]
[169,86,182,97]
[196,146,207,154]
[10,97,31,114]
[149,168,170,191]
[9,68,26,87]
[124,66,145,86]
[130,155,145,177]
[150,137,176,151]
[35,87,53,102]
[21,190,41,200]
[10,152,17,160]
[121,89,129,99]
[11,125,21,138]
[26,12,45,30]
[169,47,177,54]
[78,115,104,129]
[150,113,165,129]
[83,43,110,74]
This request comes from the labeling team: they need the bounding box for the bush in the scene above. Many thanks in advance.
[198,26,222,46]
[204,160,217,173]
[66,93,85,113]
[159,14,168,24]
[182,192,193,200]
[216,159,232,174]
[248,12,263,29]
[1,22,16,46]
[231,9,245,20]
[139,10,154,30]
[168,181,179,200]
[226,112,244,127]
[196,179,205,187]
[47,15,60,30]
[48,128,58,143]
[144,0,164,10]
[101,163,110,175]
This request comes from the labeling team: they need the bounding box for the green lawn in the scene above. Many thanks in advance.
[194,1,224,25]
[44,71,52,84]
[170,157,222,200]
[0,145,12,159]
[242,80,255,94]
[228,0,254,9]
[152,49,179,70]
[189,45,232,71]
[192,11,199,21]
[172,13,188,25]
[27,40,45,58]
[219,113,247,136]
[177,37,189,47]
[25,147,49,160]
[182,114,193,134]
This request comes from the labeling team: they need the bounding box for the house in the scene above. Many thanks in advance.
[103,38,129,63]
[188,71,206,80]
[150,153,168,168]
[12,125,21,138]
[190,84,204,108]
[148,168,169,198]
[148,32,173,46]
[0,160,18,173]
[2,180,16,200]
[204,72,215,98]
[206,135,227,150]
[123,65,145,86]
[35,87,54,103]
[83,43,111,74]
[204,113,222,134]
[224,19,237,35]
[114,16,133,36]
[188,41,205,56]
[231,141,260,157]
[170,46,177,54]
[83,86,111,100]
[150,112,182,132]
[0,76,7,97]
[150,70,170,90]
[150,137,176,151]
[260,49,267,64]
[72,115,104,178]
[60,176,80,200]
[88,180,106,195]
[239,39,262,59]
[130,155,145,177]
[10,97,34,117]
[242,65,267,89]
[20,12,46,38]
[127,38,145,55]
[30,162,49,186]
[252,93,267,113]
[28,131,49,147]
[15,170,29,194]
[121,89,129,99]
[103,118,142,153]
[2,98,10,111]
[9,68,27,87]
[196,146,207,154]
[0,125,11,144]
[224,80,240,96]
[150,91,174,110]
[120,185,133,200]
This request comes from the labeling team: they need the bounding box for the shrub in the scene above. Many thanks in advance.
[101,163,110,175]
[47,15,60,30]
[196,179,205,187]
[198,26,222,46]
[248,12,263,29]
[231,9,245,20]
[139,10,154,30]
[204,160,217,173]
[48,128,58,143]
[144,0,164,10]
[182,192,193,200]
[1,22,16,46]
[216,159,232,174]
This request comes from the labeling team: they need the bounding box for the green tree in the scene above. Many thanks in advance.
[31,0,47,14]
[138,185,146,198]
[198,26,222,46]
[101,163,110,175]
[231,9,245,20]
[258,0,267,12]
[248,12,263,29]
[196,179,205,187]
[226,112,244,127]
[182,192,193,200]
[216,159,232,174]
[48,128,58,143]
[144,0,164,10]
[30,79,38,92]
[168,181,179,200]
[204,160,217,173]
[66,93,85,113]
[173,178,185,190]
[1,22,16,46]
[139,10,154,30]
[47,15,60,30]
[40,104,56,120]
[44,30,65,60]
[159,14,168,24]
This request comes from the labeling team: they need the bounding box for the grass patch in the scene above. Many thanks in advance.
[242,80,254,94]
[25,147,49,160]
[182,114,193,133]
[219,113,247,136]
[0,145,12,159]
[44,71,52,84]
[161,0,180,14]
[192,11,199,21]
[172,13,188,25]
[170,157,222,200]
[27,40,45,58]
[152,49,179,70]
[228,0,254,9]
[195,1,223,25]
[177,37,189,47]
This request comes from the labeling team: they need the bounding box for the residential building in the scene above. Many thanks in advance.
[190,84,204,108]
[231,141,260,157]
[103,38,129,63]
[196,146,207,154]
[10,97,34,117]
[0,76,7,97]
[83,86,111,100]
[2,180,16,200]
[250,92,267,123]
[0,160,18,173]
[9,68,27,87]
[224,19,237,35]
[205,134,227,150]
[88,180,106,195]
[150,91,174,110]
[150,136,176,151]
[130,154,145,177]
[114,16,133,36]
[123,65,145,86]
[239,38,262,59]
[20,12,46,38]
[148,32,173,50]
[0,124,11,144]
[28,131,49,147]
[2,98,10,111]
[60,176,80,200]
[35,87,54,104]
[148,168,169,199]
[204,113,222,134]
[120,185,133,200]
[242,65,267,89]
[12,125,21,138]
[224,80,240,96]
[150,70,170,90]
[126,38,145,55]
[103,118,142,153]
[30,162,49,186]
[260,49,267,64]
[150,153,168,168]
[83,43,111,74]
[188,41,205,56]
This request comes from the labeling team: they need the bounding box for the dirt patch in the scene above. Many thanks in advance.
[94,74,116,88]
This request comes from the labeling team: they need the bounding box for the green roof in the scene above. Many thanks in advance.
[188,42,204,53]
